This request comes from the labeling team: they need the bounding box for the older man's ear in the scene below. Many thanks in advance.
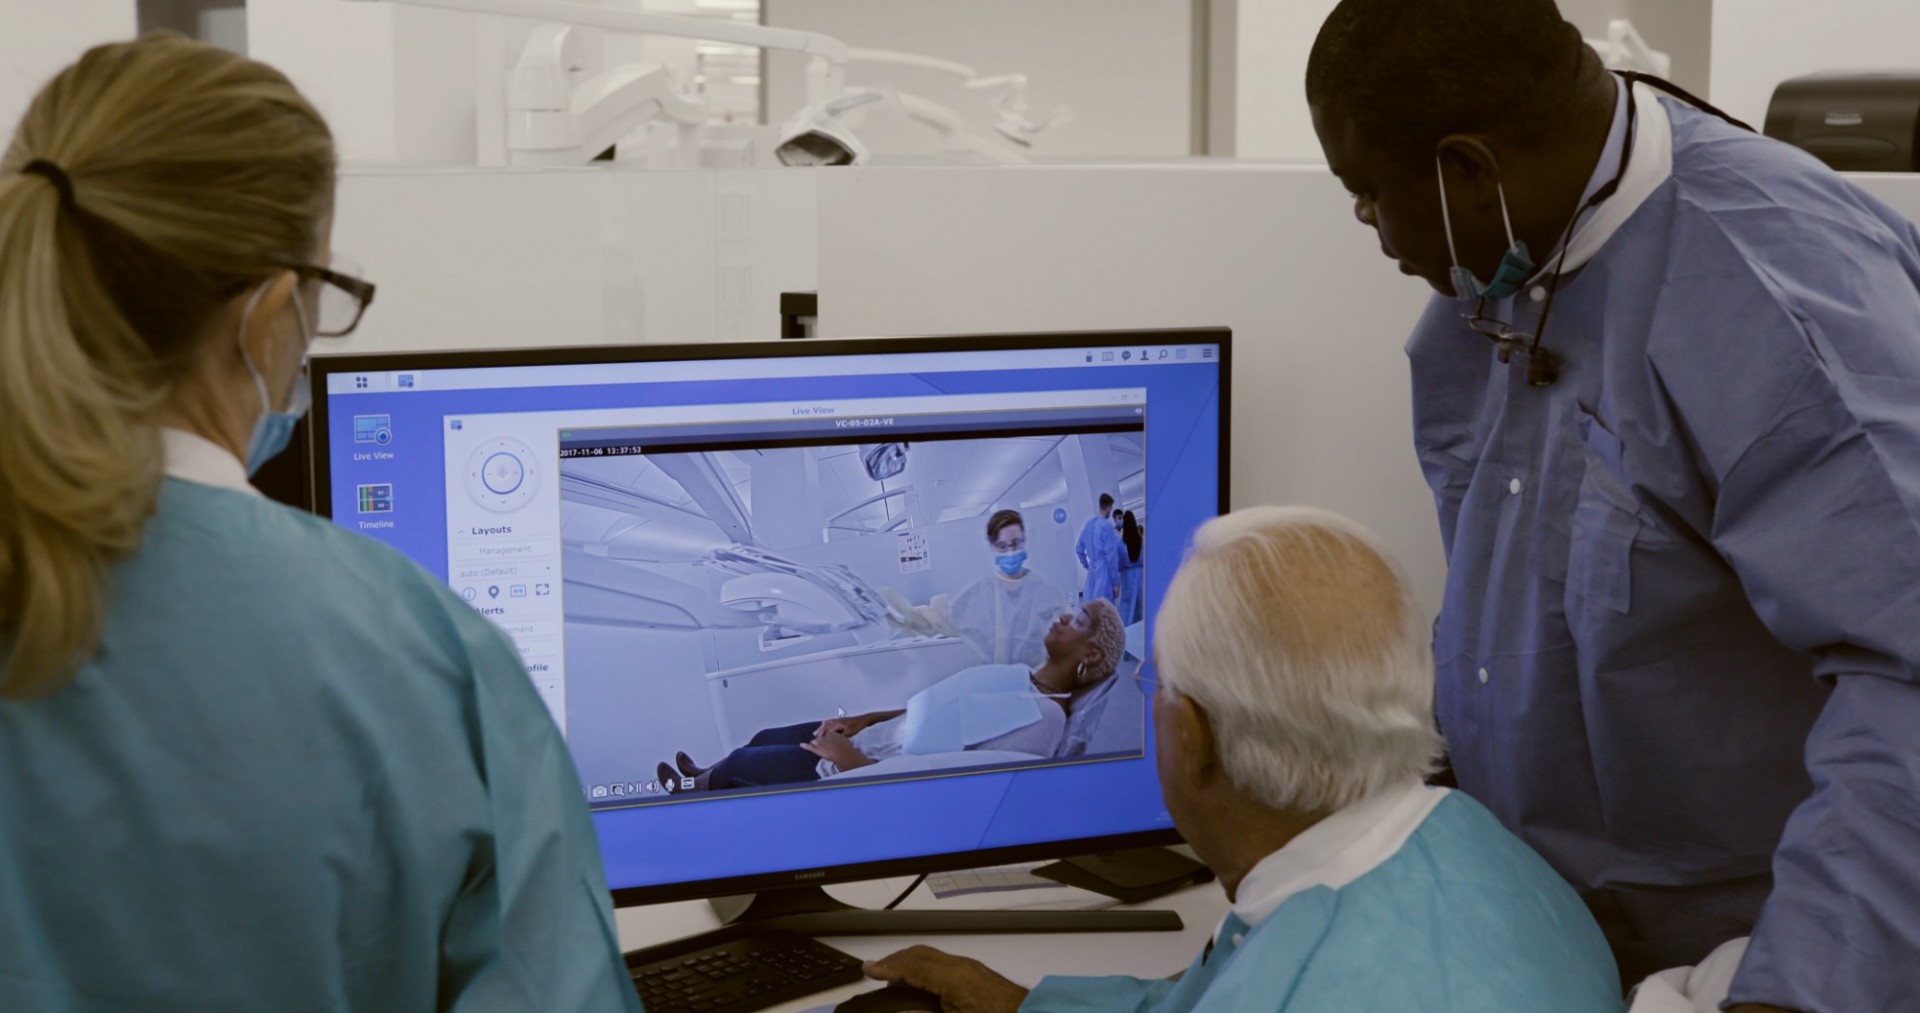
[1166,692,1220,784]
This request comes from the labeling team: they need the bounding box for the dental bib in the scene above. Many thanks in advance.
[899,663,1045,755]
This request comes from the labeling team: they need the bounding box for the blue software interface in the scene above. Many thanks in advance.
[319,339,1223,892]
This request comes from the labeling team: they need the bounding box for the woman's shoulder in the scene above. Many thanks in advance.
[142,481,509,654]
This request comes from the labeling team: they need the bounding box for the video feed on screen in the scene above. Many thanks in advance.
[558,424,1151,809]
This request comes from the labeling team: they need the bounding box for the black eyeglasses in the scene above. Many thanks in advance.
[1463,302,1560,388]
[295,260,377,338]
[221,258,378,338]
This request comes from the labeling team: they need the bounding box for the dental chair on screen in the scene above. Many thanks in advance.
[702,546,979,753]
[1055,655,1145,759]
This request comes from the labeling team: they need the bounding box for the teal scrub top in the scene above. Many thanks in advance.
[1021,793,1624,1013]
[0,479,640,1012]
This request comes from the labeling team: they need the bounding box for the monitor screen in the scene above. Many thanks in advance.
[308,331,1228,903]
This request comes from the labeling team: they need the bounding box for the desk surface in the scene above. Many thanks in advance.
[615,873,1230,1013]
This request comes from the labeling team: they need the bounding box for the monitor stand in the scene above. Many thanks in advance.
[1032,846,1214,904]
[708,883,1182,935]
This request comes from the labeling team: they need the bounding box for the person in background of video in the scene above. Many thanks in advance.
[660,600,1126,793]
[885,509,1071,667]
[1119,511,1145,625]
[1076,493,1124,607]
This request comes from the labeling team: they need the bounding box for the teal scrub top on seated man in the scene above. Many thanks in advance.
[1020,784,1624,1013]
[0,432,640,1012]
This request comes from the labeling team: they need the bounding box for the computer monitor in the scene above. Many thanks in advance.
[307,329,1229,931]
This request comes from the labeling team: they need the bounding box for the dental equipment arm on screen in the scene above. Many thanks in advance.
[709,546,905,649]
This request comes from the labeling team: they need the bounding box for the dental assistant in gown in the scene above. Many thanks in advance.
[0,36,636,1011]
[891,509,1071,667]
[1307,2,1920,1009]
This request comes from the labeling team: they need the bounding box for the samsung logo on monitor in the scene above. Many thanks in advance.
[792,871,827,881]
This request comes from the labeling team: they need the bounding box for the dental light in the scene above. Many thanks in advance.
[834,48,1071,163]
[337,0,863,165]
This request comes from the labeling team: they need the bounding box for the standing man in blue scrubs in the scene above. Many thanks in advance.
[1075,493,1123,606]
[1306,2,1920,1010]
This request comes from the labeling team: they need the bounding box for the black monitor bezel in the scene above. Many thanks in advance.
[305,327,1230,908]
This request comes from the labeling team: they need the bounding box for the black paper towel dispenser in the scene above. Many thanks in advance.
[1765,72,1920,172]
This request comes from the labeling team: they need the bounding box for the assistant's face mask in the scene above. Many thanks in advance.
[1436,155,1535,302]
[238,282,314,476]
[994,550,1029,576]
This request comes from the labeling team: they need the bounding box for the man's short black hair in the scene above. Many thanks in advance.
[987,509,1025,542]
[1306,0,1589,154]
[1099,493,1114,509]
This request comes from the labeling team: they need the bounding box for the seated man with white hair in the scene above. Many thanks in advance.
[865,506,1625,1012]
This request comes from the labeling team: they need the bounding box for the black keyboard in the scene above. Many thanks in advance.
[627,929,866,1013]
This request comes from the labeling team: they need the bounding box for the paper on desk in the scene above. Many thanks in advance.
[925,862,1060,898]
[909,866,1121,912]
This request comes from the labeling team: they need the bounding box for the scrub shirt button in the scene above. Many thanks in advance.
[1530,285,1548,302]
[1231,933,1245,947]
[1478,668,1490,684]
[1509,478,1522,495]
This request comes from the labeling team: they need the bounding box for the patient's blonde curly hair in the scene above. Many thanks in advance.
[1078,598,1127,685]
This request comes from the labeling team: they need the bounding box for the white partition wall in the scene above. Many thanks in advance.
[812,165,1446,616]
[327,166,818,352]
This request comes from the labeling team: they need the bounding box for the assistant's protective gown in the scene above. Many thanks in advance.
[914,569,1071,668]
[0,439,640,1012]
[1409,82,1920,1010]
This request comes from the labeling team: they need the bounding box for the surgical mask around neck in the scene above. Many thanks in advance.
[994,550,1028,576]
[1436,156,1535,302]
[238,283,314,476]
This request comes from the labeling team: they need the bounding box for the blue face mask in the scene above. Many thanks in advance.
[994,550,1028,576]
[239,284,314,476]
[1436,156,1535,302]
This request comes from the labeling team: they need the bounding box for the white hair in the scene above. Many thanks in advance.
[1154,506,1442,813]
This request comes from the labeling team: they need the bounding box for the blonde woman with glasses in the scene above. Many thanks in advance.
[0,35,637,1010]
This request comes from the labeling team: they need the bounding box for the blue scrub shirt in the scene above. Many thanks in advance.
[0,480,640,1011]
[1408,96,1920,1010]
